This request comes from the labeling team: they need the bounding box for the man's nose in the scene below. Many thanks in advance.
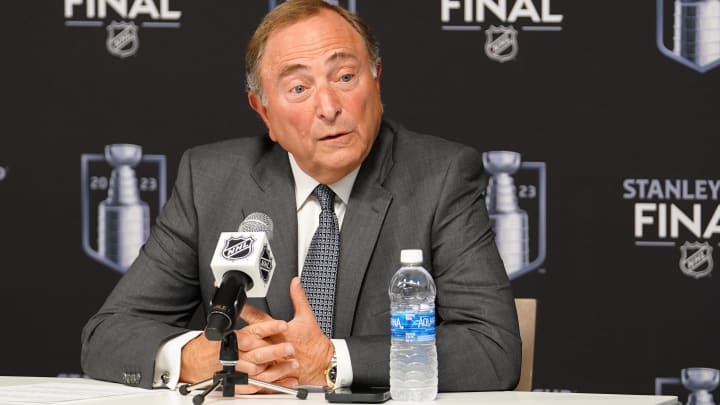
[315,85,341,122]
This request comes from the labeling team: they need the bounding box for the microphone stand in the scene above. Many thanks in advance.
[179,332,308,403]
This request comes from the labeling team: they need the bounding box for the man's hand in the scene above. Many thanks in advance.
[235,305,301,393]
[179,316,298,394]
[240,278,335,386]
[281,277,335,386]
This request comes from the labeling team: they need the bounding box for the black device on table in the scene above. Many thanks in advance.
[325,386,391,403]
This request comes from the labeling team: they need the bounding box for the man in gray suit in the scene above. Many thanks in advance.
[81,0,520,394]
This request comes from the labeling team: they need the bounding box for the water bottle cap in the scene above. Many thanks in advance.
[400,249,423,265]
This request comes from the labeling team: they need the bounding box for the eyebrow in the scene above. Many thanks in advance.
[278,63,309,81]
[325,51,359,66]
[277,51,361,81]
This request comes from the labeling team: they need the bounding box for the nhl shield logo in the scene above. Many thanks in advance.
[81,145,166,273]
[106,21,139,58]
[679,241,714,279]
[222,236,255,260]
[656,0,720,73]
[485,25,518,63]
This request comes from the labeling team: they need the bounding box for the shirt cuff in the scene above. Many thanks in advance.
[152,330,203,389]
[331,338,353,388]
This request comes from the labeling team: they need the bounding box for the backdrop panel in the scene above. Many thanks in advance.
[1,1,718,401]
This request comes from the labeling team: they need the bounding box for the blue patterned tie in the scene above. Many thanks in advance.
[301,184,340,338]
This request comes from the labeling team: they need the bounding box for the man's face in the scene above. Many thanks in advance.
[249,9,383,184]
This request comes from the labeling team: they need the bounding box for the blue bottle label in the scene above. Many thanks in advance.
[390,310,436,342]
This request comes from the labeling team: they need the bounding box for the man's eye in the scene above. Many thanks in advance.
[292,85,306,94]
[340,74,353,82]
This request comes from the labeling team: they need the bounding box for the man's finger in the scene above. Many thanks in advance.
[235,360,300,395]
[240,342,296,365]
[289,277,315,321]
[250,359,300,389]
[234,358,269,376]
[240,303,274,324]
[236,320,288,351]
[242,319,288,339]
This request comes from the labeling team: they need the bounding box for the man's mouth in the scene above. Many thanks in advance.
[320,131,350,141]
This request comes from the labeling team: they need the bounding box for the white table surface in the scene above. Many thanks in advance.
[0,377,679,405]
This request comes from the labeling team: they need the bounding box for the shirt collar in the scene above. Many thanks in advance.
[288,153,359,210]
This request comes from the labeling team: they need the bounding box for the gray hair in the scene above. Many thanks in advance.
[245,0,380,105]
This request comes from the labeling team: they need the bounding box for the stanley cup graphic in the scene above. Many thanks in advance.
[483,151,530,276]
[673,0,720,67]
[657,0,720,72]
[683,368,720,405]
[656,367,720,405]
[97,144,150,270]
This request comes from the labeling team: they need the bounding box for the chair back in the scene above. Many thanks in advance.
[514,298,537,391]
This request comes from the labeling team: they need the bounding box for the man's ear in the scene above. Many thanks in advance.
[374,61,383,87]
[248,92,271,131]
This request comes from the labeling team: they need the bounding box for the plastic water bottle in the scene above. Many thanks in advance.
[388,249,437,402]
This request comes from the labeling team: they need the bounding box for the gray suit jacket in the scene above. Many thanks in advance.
[81,120,521,391]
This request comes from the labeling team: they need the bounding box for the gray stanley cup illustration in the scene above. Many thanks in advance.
[674,0,720,67]
[97,144,150,270]
[483,151,529,276]
[683,367,720,405]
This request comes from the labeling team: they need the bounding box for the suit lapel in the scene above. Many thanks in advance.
[334,123,395,338]
[249,143,298,322]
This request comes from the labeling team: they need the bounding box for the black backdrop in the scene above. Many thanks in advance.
[1,0,719,399]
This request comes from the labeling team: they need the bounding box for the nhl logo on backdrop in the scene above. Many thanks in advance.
[485,25,518,63]
[624,178,720,279]
[679,241,714,279]
[106,21,139,58]
[656,0,720,73]
[222,237,255,260]
[440,0,564,63]
[64,0,182,59]
[81,144,166,273]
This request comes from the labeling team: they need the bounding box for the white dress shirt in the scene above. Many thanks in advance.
[152,153,360,389]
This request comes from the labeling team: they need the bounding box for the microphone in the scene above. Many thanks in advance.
[205,212,276,341]
[181,212,308,401]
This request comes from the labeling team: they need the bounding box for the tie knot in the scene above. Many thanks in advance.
[313,184,335,212]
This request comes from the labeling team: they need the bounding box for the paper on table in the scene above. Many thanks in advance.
[0,382,147,404]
